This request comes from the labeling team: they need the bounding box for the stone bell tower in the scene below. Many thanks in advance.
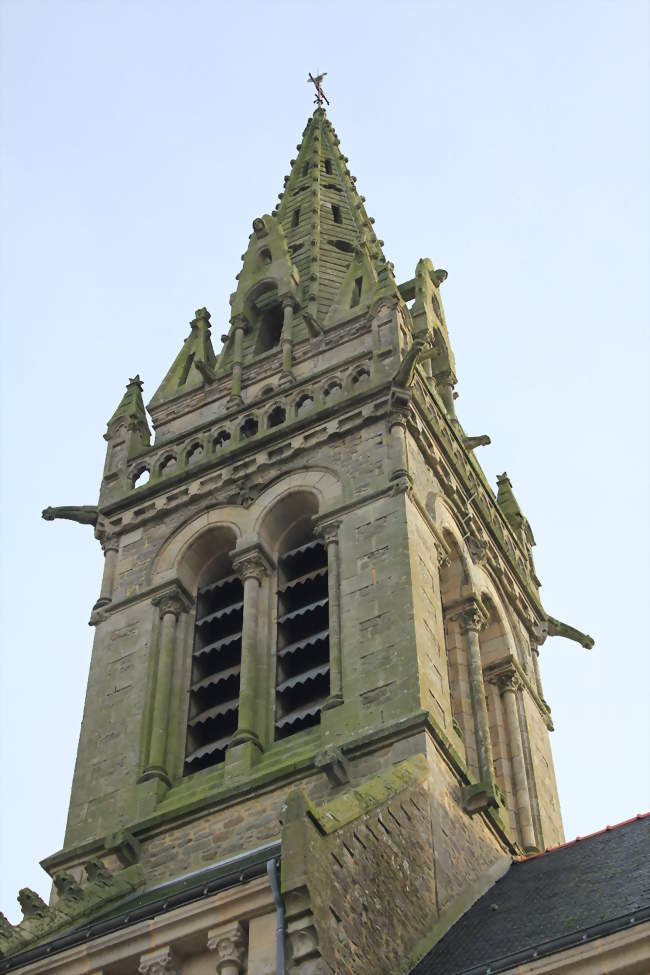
[2,97,594,975]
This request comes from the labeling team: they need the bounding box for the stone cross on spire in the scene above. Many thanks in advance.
[308,71,329,108]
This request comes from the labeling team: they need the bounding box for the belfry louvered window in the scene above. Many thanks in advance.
[275,537,330,739]
[184,572,243,774]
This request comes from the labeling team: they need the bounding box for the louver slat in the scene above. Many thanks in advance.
[193,631,242,658]
[195,600,244,626]
[277,628,329,658]
[188,697,239,727]
[191,664,241,693]
[275,698,328,729]
[277,662,330,693]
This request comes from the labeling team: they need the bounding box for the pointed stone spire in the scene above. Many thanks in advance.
[106,374,150,446]
[148,308,218,409]
[228,108,394,349]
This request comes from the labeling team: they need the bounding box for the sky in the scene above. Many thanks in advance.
[1,0,648,921]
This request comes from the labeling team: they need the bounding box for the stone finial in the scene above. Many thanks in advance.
[17,889,48,919]
[207,921,247,974]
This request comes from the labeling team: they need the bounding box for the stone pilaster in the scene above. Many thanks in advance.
[230,544,274,753]
[452,598,497,812]
[496,671,537,852]
[94,540,119,609]
[229,318,246,404]
[280,296,296,380]
[140,586,192,786]
[207,921,247,975]
[315,519,343,710]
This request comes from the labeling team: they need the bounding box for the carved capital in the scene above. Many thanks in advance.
[207,921,247,974]
[451,597,488,634]
[138,946,179,975]
[489,668,521,695]
[232,543,274,583]
[152,586,192,619]
[314,519,341,547]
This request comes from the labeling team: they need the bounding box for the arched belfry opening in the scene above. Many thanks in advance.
[259,490,331,741]
[250,284,284,354]
[180,527,243,776]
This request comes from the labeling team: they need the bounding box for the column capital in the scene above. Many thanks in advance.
[138,946,179,975]
[450,596,488,634]
[232,541,274,582]
[314,518,341,546]
[494,669,521,695]
[207,921,247,974]
[101,538,120,555]
[152,585,192,619]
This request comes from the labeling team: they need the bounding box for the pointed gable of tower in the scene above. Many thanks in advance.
[148,307,218,409]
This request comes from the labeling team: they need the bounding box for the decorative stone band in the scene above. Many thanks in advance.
[207,921,248,975]
[138,945,180,975]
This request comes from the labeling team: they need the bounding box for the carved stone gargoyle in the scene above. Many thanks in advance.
[393,334,437,389]
[463,435,491,450]
[42,506,98,527]
[17,889,48,920]
[534,617,594,650]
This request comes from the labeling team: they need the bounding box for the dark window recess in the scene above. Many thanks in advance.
[351,276,363,308]
[257,301,284,353]
[184,573,243,774]
[292,208,301,228]
[268,404,286,428]
[324,158,332,174]
[302,162,309,177]
[275,538,330,740]
[331,204,342,225]
[240,415,259,439]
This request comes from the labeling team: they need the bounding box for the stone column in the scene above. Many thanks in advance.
[138,945,179,975]
[455,599,494,790]
[207,921,247,975]
[316,520,343,710]
[231,320,245,402]
[230,546,273,751]
[141,588,190,785]
[498,672,537,851]
[94,541,119,608]
[389,415,410,481]
[280,297,295,379]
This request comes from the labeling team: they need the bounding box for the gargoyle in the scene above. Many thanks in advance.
[431,268,448,287]
[17,889,48,919]
[53,872,84,902]
[84,859,114,887]
[42,506,98,527]
[533,617,594,650]
[463,435,491,450]
[393,335,437,389]
[547,616,594,649]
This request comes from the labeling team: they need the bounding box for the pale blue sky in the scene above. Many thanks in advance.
[1,0,648,919]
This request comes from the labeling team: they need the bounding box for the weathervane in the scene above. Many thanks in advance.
[308,71,330,109]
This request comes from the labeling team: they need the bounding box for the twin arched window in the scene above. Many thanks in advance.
[183,520,331,776]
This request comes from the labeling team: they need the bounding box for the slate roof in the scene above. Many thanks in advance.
[411,814,650,975]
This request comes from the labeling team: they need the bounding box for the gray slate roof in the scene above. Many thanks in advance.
[411,814,650,975]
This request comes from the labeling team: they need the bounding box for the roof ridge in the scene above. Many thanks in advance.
[515,811,650,861]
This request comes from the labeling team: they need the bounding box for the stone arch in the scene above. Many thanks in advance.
[150,508,245,592]
[250,468,343,551]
